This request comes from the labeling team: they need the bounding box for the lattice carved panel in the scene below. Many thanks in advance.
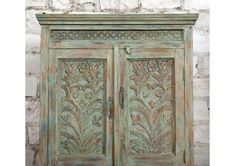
[50,30,183,41]
[128,59,175,154]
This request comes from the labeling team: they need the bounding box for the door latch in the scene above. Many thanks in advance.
[119,87,124,109]
[125,45,130,54]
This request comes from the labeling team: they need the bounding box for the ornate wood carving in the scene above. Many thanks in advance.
[59,59,105,155]
[50,30,183,41]
[128,59,175,154]
[36,14,198,166]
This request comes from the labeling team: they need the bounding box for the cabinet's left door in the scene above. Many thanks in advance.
[48,48,113,166]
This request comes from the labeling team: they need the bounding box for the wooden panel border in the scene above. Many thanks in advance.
[39,25,49,166]
[49,41,184,49]
[184,26,194,166]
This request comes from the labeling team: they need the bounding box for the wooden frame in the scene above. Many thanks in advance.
[39,25,49,166]
[37,14,198,166]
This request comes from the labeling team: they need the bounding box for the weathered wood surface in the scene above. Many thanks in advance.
[36,14,198,166]
[49,41,184,49]
[184,26,194,166]
[39,25,49,166]
[36,14,198,25]
[118,47,185,166]
[48,49,113,166]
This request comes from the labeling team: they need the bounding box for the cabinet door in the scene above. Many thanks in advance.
[48,49,113,166]
[117,46,185,166]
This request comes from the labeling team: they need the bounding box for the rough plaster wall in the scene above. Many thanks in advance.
[25,0,210,165]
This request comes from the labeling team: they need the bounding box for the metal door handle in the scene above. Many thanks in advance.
[119,87,124,109]
[108,97,113,119]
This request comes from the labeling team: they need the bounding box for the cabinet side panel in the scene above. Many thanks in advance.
[39,25,49,166]
[184,26,194,166]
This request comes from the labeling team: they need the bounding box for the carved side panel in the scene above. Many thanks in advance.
[59,59,105,155]
[128,59,175,154]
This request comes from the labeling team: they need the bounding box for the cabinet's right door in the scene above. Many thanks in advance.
[118,45,185,166]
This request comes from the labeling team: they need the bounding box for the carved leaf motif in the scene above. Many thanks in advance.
[152,72,162,83]
[92,115,102,127]
[131,113,142,125]
[60,59,105,155]
[129,59,174,154]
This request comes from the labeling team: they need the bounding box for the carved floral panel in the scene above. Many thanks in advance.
[59,59,105,155]
[128,59,175,154]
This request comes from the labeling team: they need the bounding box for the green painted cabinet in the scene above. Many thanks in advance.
[36,14,198,166]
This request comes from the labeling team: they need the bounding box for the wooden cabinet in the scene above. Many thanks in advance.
[36,14,198,166]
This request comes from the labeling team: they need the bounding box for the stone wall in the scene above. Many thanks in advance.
[25,0,209,166]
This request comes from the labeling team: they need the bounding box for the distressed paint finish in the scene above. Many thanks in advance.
[36,14,198,166]
[119,47,185,166]
[48,49,113,166]
[36,14,198,25]
[184,26,194,166]
[39,25,49,166]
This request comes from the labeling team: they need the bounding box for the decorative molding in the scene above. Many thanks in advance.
[50,30,183,41]
[59,59,105,155]
[36,14,199,25]
[128,59,175,154]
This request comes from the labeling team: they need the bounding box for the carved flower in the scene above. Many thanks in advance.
[157,60,172,72]
[148,61,158,71]
[141,87,149,98]
[155,88,164,98]
[78,62,89,73]
[71,88,79,98]
[85,89,93,99]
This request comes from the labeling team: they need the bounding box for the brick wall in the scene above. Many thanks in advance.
[25,0,210,165]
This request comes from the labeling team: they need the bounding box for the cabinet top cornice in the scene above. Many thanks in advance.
[36,14,198,25]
